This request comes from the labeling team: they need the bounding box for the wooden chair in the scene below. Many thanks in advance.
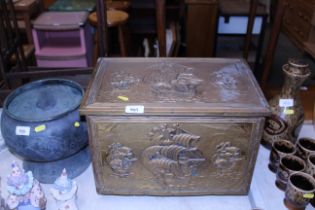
[89,0,130,61]
[89,9,129,58]
[260,0,287,88]
[0,0,92,104]
[232,0,286,87]
[107,0,131,11]
[0,0,29,89]
[243,0,259,60]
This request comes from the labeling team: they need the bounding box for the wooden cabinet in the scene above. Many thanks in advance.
[14,0,43,44]
[282,0,315,52]
[80,58,270,195]
[185,0,218,57]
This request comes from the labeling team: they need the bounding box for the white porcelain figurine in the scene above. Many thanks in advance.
[6,161,46,210]
[50,169,78,210]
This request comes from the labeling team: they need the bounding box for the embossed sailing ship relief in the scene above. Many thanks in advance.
[212,141,243,170]
[142,124,205,187]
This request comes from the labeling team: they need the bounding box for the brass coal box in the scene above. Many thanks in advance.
[80,58,270,195]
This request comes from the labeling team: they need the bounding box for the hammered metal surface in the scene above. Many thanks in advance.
[88,116,264,195]
[81,58,269,116]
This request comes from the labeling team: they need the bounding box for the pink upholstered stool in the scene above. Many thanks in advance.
[32,12,93,67]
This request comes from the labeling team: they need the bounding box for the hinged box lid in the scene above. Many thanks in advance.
[80,58,270,117]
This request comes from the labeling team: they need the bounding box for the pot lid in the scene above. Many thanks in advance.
[4,79,83,122]
[80,58,270,117]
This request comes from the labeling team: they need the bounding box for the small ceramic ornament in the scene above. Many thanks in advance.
[6,161,46,210]
[50,169,78,210]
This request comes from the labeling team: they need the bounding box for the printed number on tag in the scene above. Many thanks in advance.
[15,126,30,136]
[279,99,294,107]
[125,105,144,114]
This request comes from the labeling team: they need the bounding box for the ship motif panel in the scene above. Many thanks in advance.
[99,62,205,103]
[143,63,204,100]
[110,71,141,90]
[142,124,205,187]
[98,62,247,103]
[106,143,137,177]
[209,64,241,102]
[92,120,255,194]
[95,61,262,105]
[212,141,243,170]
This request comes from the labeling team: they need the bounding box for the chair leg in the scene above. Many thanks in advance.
[93,32,99,65]
[118,25,128,57]
[0,56,10,89]
[261,0,287,88]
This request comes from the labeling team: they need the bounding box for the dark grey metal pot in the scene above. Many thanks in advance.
[1,79,90,183]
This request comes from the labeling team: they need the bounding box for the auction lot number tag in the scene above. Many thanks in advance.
[125,105,144,114]
[15,126,30,136]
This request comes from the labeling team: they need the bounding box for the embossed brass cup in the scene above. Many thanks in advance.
[306,154,315,207]
[269,139,296,173]
[276,154,306,191]
[284,172,315,210]
[296,137,315,161]
[306,154,315,177]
